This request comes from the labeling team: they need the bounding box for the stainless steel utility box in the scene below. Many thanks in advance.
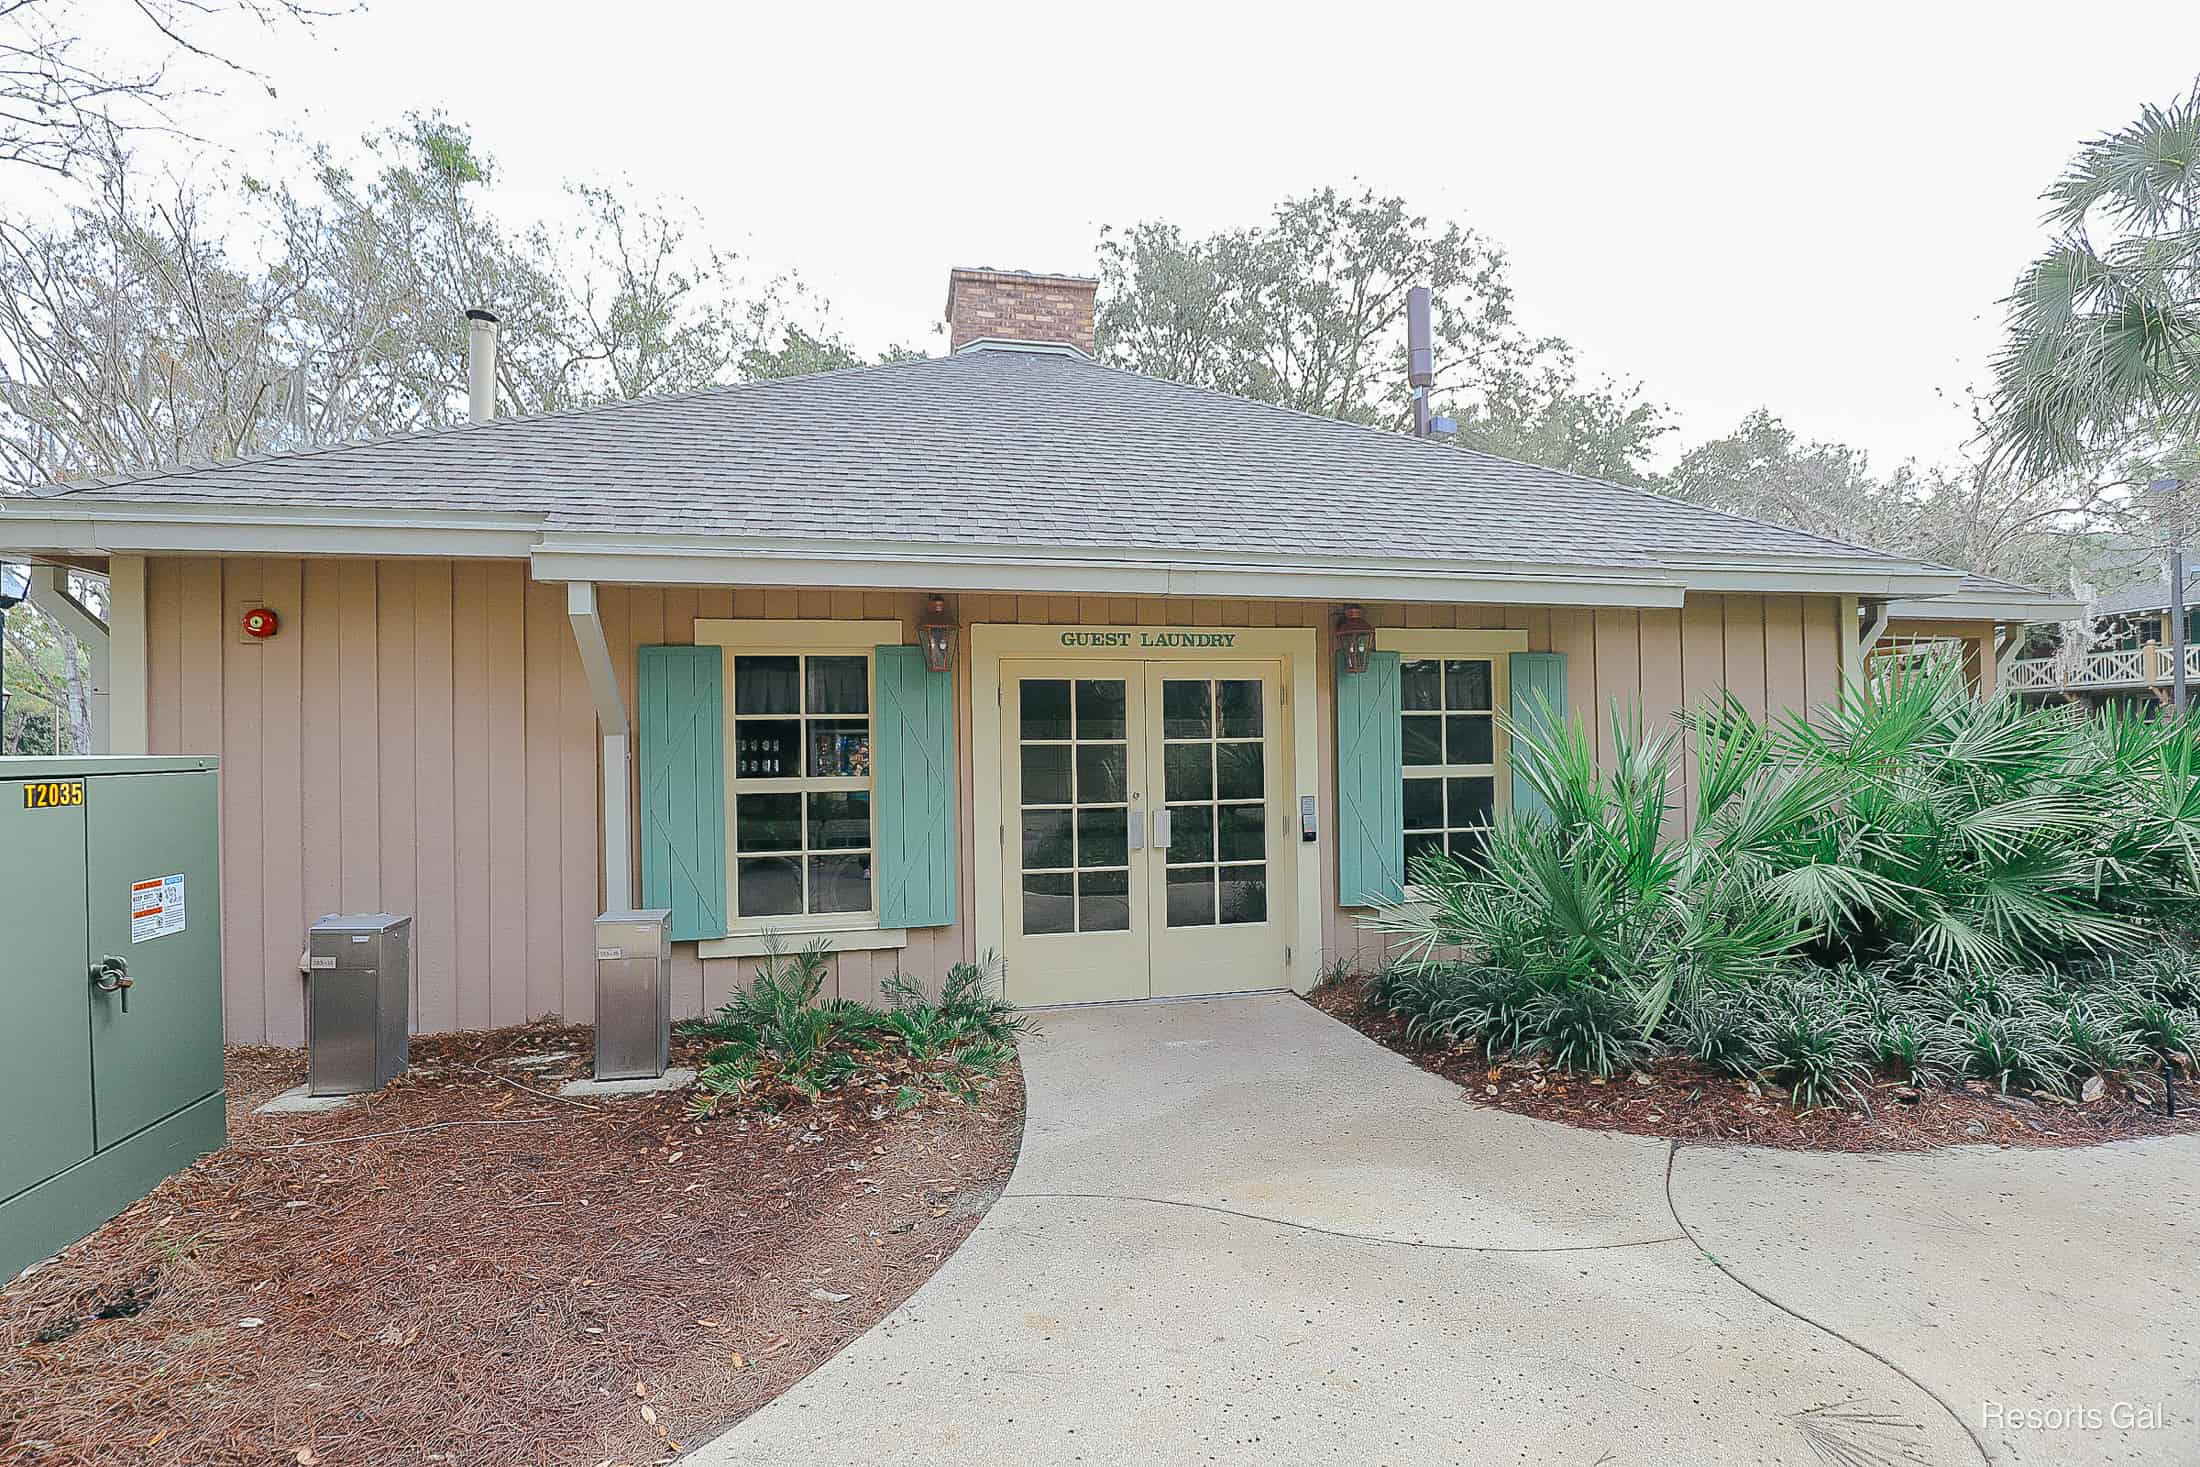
[594,909,671,1080]
[306,913,411,1095]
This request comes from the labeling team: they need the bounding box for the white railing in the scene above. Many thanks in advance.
[2008,645,2200,692]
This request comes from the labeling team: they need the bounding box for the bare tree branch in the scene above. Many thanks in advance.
[0,0,351,177]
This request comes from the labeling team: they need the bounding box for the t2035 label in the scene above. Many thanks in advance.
[20,780,84,809]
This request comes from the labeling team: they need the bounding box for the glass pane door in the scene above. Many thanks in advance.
[1017,676,1134,934]
[1146,665,1288,999]
[999,658,1289,1007]
[1159,677,1268,927]
[1001,663,1150,1006]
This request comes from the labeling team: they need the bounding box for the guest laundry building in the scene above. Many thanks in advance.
[0,268,2079,1043]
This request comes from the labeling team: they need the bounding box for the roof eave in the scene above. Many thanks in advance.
[525,534,1688,607]
[1883,591,2087,624]
[0,499,547,560]
[2,496,1963,604]
[1657,555,1964,600]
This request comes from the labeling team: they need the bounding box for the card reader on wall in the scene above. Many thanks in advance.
[1300,795,1317,842]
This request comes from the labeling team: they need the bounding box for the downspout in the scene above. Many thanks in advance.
[27,565,109,753]
[566,581,633,909]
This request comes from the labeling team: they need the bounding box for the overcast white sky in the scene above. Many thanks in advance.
[71,0,2200,470]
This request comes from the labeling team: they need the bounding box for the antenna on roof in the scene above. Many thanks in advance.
[1404,286,1454,439]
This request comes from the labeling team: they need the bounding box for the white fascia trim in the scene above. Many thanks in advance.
[697,927,910,959]
[1662,558,1966,598]
[527,540,1689,609]
[1883,593,2086,624]
[2,497,1969,602]
[0,502,544,559]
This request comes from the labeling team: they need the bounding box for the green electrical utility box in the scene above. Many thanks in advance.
[0,756,226,1279]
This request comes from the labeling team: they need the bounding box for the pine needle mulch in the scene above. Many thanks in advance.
[1,1022,1024,1467]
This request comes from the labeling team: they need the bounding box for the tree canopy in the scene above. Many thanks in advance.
[1656,406,2113,589]
[1093,187,1671,483]
[0,0,344,178]
[1988,86,2200,487]
[0,115,904,488]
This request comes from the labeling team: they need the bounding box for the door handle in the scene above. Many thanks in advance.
[91,955,134,1013]
[1152,808,1173,849]
[1127,799,1144,852]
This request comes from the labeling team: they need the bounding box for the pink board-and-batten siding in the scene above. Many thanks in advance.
[143,557,1848,1043]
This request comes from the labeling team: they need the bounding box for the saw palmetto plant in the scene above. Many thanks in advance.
[1370,664,2200,1102]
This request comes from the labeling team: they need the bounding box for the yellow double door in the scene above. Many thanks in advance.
[1002,659,1289,1005]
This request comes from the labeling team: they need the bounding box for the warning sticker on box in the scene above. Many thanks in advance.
[130,873,187,943]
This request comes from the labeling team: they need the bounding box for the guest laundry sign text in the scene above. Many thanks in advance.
[1058,631,1238,649]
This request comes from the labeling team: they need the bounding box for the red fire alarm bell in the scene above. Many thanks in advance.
[241,607,279,639]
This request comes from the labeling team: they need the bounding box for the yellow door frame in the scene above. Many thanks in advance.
[971,623,1322,1000]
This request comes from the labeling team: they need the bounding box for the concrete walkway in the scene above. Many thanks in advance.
[692,994,2197,1465]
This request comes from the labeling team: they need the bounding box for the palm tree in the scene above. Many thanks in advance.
[1988,86,2200,481]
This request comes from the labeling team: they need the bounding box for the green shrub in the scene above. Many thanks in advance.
[1364,959,1422,1014]
[1525,983,1644,1077]
[687,942,1026,1115]
[1361,666,2200,1108]
[2062,1001,2144,1077]
[2119,994,2200,1068]
[1932,969,2029,1020]
[1672,991,1763,1078]
[1936,1008,2076,1095]
[1370,962,1539,1053]
[2116,944,2200,1010]
[877,954,1030,1057]
[1868,1017,1941,1086]
[1448,966,1548,1055]
[1753,979,1871,1109]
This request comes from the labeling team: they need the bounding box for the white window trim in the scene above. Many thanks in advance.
[1377,629,1528,897]
[695,619,905,937]
[698,926,910,960]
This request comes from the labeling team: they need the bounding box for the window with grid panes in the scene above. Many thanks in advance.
[729,653,874,919]
[1401,657,1496,876]
[1162,677,1268,927]
[1017,678,1131,934]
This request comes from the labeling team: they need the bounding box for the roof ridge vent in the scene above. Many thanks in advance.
[950,337,1093,361]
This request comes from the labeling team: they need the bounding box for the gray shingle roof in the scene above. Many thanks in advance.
[37,349,1941,574]
[2094,570,2197,617]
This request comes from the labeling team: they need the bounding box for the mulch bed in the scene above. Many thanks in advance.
[1,1022,1024,1467]
[1307,974,2200,1152]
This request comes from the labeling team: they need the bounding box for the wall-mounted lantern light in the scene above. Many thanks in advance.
[1333,603,1375,674]
[918,594,957,673]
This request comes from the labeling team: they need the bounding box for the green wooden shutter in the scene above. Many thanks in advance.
[1336,650,1404,907]
[638,645,727,941]
[1508,651,1568,824]
[873,644,956,928]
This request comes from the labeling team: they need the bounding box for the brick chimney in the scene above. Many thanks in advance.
[944,267,1097,356]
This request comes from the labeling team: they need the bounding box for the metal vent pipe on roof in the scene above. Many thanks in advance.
[1406,286,1436,438]
[466,309,499,423]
